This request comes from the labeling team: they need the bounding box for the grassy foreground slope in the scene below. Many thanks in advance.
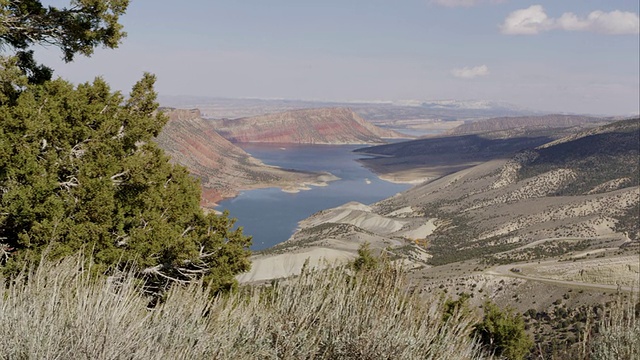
[0,256,486,360]
[2,255,637,359]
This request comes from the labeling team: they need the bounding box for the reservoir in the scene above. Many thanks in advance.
[217,143,411,250]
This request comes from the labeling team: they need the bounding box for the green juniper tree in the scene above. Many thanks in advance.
[474,301,533,360]
[1,0,128,84]
[352,242,378,271]
[0,1,252,293]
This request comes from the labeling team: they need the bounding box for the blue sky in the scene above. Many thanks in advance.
[36,0,639,115]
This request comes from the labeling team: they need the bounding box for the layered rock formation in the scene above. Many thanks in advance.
[155,109,334,206]
[446,114,607,136]
[211,108,406,144]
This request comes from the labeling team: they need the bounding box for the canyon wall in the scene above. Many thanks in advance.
[212,108,406,144]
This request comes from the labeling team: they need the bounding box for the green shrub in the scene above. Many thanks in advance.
[474,301,533,360]
[352,242,378,271]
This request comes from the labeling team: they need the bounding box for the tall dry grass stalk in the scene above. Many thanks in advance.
[0,256,488,359]
[587,292,640,360]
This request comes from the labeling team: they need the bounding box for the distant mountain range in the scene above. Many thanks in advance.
[211,108,406,144]
[152,106,427,205]
[159,96,541,122]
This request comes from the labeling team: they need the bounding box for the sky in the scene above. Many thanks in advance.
[34,0,639,115]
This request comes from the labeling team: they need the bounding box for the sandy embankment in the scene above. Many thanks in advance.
[237,248,356,283]
[377,172,436,185]
[398,218,437,239]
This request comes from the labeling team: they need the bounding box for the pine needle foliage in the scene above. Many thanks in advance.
[474,301,533,360]
[0,70,251,292]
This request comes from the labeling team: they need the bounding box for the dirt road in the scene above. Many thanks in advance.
[486,259,639,293]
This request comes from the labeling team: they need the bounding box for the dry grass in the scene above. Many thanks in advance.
[0,256,488,359]
[547,292,640,360]
[587,294,640,360]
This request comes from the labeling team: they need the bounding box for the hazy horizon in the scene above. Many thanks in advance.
[157,94,638,118]
[34,0,639,116]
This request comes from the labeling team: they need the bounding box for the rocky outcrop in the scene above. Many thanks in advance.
[155,109,333,206]
[211,108,405,144]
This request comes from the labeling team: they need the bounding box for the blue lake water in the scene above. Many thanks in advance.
[217,143,411,250]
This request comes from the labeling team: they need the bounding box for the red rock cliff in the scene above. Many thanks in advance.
[212,107,404,144]
[155,109,326,206]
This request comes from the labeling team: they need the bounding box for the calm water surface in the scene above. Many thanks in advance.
[217,144,411,250]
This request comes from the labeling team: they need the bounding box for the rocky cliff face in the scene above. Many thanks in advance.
[155,109,332,206]
[211,108,405,144]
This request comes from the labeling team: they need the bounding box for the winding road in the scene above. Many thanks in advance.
[486,258,639,293]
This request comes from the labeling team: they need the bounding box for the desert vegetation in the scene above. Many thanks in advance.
[0,255,488,359]
[1,253,637,359]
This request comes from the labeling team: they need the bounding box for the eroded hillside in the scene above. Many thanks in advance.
[241,119,639,289]
[354,134,554,183]
[446,114,608,136]
[354,114,616,184]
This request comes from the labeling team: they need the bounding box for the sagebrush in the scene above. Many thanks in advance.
[0,256,487,359]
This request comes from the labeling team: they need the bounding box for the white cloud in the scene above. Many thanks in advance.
[451,65,490,79]
[501,5,640,35]
[557,10,640,35]
[432,0,506,7]
[499,5,553,34]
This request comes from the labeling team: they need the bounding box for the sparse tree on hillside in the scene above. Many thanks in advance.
[443,292,473,323]
[352,242,378,271]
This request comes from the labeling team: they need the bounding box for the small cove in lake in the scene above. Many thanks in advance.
[216,143,412,250]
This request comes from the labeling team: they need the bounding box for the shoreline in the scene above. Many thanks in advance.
[204,173,341,208]
[207,144,427,207]
[209,165,423,208]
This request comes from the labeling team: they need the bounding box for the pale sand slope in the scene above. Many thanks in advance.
[397,218,437,240]
[237,202,437,283]
[298,202,408,235]
[237,247,356,283]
